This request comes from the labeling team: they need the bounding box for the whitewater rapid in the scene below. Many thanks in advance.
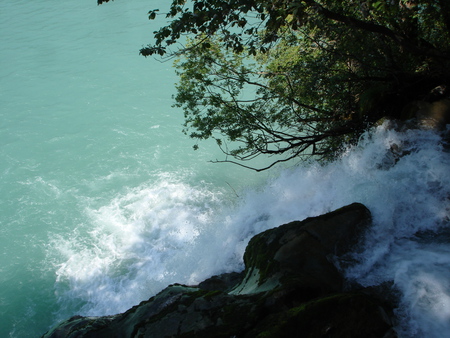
[49,122,450,337]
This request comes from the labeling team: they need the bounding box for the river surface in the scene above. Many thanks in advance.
[1,1,449,337]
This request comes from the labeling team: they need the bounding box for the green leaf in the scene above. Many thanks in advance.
[148,9,159,20]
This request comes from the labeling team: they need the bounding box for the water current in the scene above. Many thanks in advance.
[1,1,449,337]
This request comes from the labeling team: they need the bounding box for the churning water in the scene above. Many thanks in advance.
[1,1,449,337]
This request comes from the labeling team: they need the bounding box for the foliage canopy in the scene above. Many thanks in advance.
[99,0,450,170]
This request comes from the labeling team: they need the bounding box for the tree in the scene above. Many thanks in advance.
[173,32,368,170]
[99,0,450,170]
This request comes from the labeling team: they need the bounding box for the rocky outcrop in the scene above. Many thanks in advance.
[230,202,370,296]
[401,97,450,131]
[43,203,395,338]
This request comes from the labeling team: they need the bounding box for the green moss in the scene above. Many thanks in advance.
[243,225,290,286]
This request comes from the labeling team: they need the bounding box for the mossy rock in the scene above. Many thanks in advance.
[43,204,394,338]
[198,272,245,292]
[231,203,371,296]
[248,292,394,338]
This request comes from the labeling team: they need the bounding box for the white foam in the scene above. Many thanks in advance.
[52,173,227,315]
[51,123,450,336]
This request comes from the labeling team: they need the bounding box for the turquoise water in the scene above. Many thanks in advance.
[0,1,272,336]
[1,1,450,337]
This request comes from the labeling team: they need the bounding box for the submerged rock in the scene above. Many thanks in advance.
[42,203,395,337]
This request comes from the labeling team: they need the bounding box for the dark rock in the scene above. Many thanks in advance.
[401,98,450,131]
[230,203,371,296]
[44,285,262,338]
[198,271,245,292]
[245,292,394,338]
[42,203,395,338]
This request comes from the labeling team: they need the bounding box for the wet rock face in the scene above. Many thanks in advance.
[231,203,372,297]
[401,98,450,131]
[43,203,394,338]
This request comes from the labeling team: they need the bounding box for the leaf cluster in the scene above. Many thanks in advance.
[99,0,450,170]
[138,1,450,60]
[174,32,367,170]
